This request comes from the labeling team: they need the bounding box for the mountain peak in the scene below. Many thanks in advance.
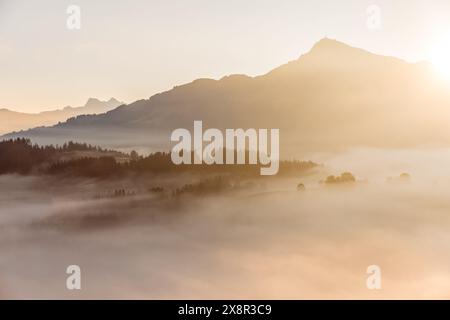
[84,98,102,107]
[107,97,120,104]
[309,37,356,54]
[293,37,386,67]
[83,97,122,109]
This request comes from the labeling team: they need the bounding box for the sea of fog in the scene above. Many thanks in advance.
[1,148,450,299]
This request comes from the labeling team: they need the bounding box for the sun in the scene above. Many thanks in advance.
[430,35,450,79]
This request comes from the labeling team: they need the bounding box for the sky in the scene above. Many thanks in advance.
[1,0,450,113]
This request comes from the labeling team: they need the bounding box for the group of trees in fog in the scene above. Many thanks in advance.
[172,176,233,196]
[0,138,57,174]
[0,139,117,175]
[48,156,119,177]
[48,153,317,178]
[323,172,356,184]
[0,138,317,178]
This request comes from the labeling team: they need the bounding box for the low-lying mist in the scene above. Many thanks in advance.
[2,148,450,299]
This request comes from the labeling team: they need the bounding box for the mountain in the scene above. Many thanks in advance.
[0,98,123,135]
[3,38,450,155]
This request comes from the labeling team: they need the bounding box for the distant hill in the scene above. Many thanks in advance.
[3,38,450,156]
[0,98,123,135]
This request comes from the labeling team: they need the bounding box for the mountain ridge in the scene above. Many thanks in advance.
[2,38,448,156]
[0,98,123,135]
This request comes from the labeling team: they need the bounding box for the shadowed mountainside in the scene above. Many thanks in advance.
[3,38,450,155]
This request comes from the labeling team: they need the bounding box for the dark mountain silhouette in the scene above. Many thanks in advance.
[0,98,123,135]
[3,38,450,155]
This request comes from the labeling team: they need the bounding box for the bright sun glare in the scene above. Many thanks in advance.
[430,35,450,79]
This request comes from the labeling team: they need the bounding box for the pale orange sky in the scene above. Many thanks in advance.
[1,0,450,113]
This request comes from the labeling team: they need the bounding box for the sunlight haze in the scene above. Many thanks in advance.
[1,0,450,112]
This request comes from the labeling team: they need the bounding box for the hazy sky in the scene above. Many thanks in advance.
[1,0,450,113]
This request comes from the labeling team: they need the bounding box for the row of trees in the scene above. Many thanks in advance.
[0,139,122,175]
[0,138,59,174]
[48,154,318,178]
[0,138,318,178]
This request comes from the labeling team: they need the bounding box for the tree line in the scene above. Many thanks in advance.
[0,138,317,178]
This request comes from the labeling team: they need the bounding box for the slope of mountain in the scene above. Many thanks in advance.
[0,98,123,135]
[3,38,450,155]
